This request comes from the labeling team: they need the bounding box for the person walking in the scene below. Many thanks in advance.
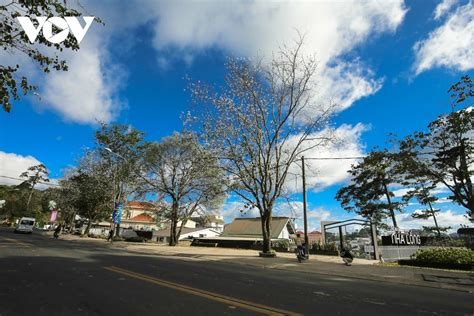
[107,228,114,242]
[53,223,62,239]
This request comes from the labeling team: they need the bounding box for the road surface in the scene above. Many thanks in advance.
[0,227,472,315]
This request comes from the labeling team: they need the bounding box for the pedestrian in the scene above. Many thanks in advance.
[53,223,62,239]
[107,229,114,242]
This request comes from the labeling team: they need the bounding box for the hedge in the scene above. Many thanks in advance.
[398,247,473,270]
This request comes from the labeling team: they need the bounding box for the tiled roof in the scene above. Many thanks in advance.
[125,201,156,210]
[153,227,213,237]
[222,217,294,239]
[128,213,155,222]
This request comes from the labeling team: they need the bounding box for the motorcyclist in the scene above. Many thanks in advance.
[295,233,306,257]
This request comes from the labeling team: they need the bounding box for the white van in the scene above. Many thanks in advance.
[14,217,36,234]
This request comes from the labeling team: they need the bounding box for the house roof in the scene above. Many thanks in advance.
[125,201,156,210]
[126,213,155,222]
[222,217,295,239]
[153,227,217,237]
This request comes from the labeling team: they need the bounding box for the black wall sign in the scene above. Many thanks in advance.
[382,232,429,246]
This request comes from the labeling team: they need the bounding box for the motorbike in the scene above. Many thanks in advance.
[295,246,307,263]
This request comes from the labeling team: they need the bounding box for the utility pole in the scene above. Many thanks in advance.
[301,156,309,258]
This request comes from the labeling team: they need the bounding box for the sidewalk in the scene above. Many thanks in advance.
[62,234,474,293]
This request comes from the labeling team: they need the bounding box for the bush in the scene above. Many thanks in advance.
[309,241,339,256]
[424,238,466,248]
[411,247,473,265]
[311,241,338,252]
[399,247,474,270]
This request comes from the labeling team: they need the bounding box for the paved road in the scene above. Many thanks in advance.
[0,228,472,315]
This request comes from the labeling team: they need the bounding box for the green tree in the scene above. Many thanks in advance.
[336,150,404,229]
[398,106,473,220]
[95,123,146,234]
[188,36,336,254]
[0,1,93,112]
[65,151,114,235]
[20,163,49,212]
[141,133,225,246]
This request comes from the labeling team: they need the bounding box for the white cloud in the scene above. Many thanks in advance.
[414,1,474,74]
[434,0,458,20]
[284,123,368,193]
[0,151,42,186]
[396,209,470,232]
[0,151,59,190]
[40,42,126,124]
[147,0,406,109]
[6,1,407,121]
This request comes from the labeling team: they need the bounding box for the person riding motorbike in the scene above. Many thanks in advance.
[295,233,307,262]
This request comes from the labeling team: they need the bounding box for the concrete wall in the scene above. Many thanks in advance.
[380,245,431,262]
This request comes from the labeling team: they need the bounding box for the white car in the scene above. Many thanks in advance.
[14,217,36,234]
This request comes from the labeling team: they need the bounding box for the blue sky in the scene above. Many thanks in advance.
[0,0,473,231]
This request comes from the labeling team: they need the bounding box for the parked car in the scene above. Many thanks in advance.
[14,217,36,234]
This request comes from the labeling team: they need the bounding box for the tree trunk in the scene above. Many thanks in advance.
[383,184,398,228]
[85,216,92,235]
[459,139,474,216]
[260,214,272,253]
[427,201,441,238]
[169,200,179,246]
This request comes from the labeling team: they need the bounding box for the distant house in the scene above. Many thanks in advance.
[296,230,323,244]
[192,217,297,249]
[153,227,221,243]
[191,214,225,233]
[121,201,163,231]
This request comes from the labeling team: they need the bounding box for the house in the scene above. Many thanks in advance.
[191,214,225,233]
[153,227,221,243]
[121,201,163,231]
[192,217,297,249]
[296,230,323,245]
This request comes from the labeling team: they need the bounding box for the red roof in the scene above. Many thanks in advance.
[126,201,156,210]
[129,213,155,222]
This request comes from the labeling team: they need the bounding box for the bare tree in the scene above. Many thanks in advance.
[141,133,225,246]
[188,36,336,254]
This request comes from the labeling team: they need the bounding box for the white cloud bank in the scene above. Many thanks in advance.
[284,123,367,193]
[396,209,471,232]
[0,151,42,186]
[148,0,406,111]
[434,0,458,20]
[41,42,126,124]
[6,0,406,123]
[0,151,58,189]
[414,0,474,74]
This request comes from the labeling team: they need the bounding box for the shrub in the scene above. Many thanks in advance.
[423,238,465,248]
[311,241,338,252]
[272,240,290,249]
[410,247,473,265]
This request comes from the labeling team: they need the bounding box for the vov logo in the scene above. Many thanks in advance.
[17,16,94,44]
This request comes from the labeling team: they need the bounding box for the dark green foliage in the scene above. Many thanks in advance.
[0,1,100,112]
[335,150,404,229]
[411,248,473,265]
[398,107,474,219]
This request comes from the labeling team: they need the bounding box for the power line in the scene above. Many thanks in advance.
[302,156,365,160]
[0,175,60,187]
